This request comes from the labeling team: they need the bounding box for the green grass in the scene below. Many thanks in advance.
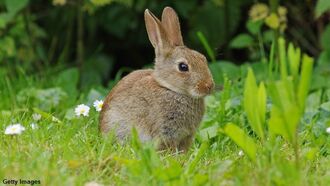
[0,61,329,186]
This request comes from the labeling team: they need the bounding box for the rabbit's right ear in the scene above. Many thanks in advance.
[144,9,170,53]
[161,7,184,46]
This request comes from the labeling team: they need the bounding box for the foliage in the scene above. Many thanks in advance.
[315,0,330,18]
[243,68,266,141]
[1,0,329,83]
[1,0,330,185]
[223,123,257,161]
[222,38,316,172]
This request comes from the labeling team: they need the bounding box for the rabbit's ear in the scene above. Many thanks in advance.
[161,7,184,46]
[145,9,170,52]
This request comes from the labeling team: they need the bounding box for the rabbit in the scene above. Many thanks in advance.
[100,7,214,152]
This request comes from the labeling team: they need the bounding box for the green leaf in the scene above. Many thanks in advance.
[268,106,286,138]
[262,30,275,43]
[268,81,300,143]
[90,0,112,7]
[246,20,263,35]
[321,25,330,52]
[0,37,16,56]
[55,68,79,100]
[317,51,330,65]
[64,108,75,120]
[287,43,301,80]
[229,34,254,49]
[268,105,296,142]
[315,0,330,18]
[224,123,257,161]
[327,89,330,100]
[257,82,266,125]
[189,1,242,50]
[0,13,12,29]
[5,0,29,15]
[306,90,322,113]
[86,89,103,105]
[320,101,330,112]
[298,55,314,110]
[197,31,216,63]
[198,126,219,141]
[278,37,288,80]
[243,68,265,140]
[81,54,113,90]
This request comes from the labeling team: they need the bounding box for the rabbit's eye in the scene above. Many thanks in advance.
[178,62,189,72]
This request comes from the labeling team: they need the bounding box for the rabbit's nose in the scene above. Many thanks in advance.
[204,81,214,94]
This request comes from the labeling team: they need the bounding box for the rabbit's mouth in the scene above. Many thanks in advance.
[189,88,212,98]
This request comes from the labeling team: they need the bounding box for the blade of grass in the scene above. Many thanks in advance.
[197,31,216,63]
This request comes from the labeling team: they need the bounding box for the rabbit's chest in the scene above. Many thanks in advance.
[160,93,204,131]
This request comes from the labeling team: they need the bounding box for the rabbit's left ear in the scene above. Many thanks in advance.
[161,7,184,46]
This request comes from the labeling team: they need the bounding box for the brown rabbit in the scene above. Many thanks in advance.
[100,7,214,151]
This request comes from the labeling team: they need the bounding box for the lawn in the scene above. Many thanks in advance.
[1,0,330,185]
[1,39,330,186]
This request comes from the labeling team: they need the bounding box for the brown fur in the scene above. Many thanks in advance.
[100,7,214,151]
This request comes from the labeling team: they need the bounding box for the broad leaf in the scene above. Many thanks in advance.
[315,0,330,18]
[257,82,266,125]
[55,68,79,100]
[229,34,254,49]
[5,0,29,15]
[198,126,219,141]
[287,43,301,80]
[320,101,330,112]
[321,25,330,52]
[244,68,265,140]
[298,55,314,110]
[246,20,263,35]
[224,123,257,161]
[278,38,288,80]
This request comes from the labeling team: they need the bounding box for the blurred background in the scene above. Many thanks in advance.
[0,0,329,92]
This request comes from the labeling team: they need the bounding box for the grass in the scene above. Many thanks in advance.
[0,57,330,186]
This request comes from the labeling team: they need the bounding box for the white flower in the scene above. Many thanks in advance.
[30,123,38,130]
[75,104,90,117]
[32,113,42,121]
[4,124,26,135]
[238,150,244,157]
[93,100,104,112]
[326,127,330,134]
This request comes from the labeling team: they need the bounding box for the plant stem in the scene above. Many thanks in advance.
[269,0,280,74]
[77,0,84,84]
[23,8,44,70]
[294,129,300,169]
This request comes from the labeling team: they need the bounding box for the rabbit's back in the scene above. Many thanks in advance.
[100,69,154,138]
[100,69,204,150]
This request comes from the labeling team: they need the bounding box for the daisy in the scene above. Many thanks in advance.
[75,104,90,117]
[4,124,26,135]
[31,123,38,130]
[326,127,330,134]
[93,100,104,112]
[32,113,42,121]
